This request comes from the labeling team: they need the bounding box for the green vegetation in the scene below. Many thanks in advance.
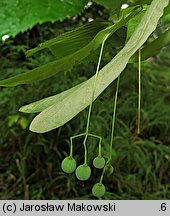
[0,0,169,199]
[0,0,88,39]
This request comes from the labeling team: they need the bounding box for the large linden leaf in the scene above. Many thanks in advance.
[0,0,88,39]
[0,11,136,87]
[26,20,110,58]
[28,0,169,133]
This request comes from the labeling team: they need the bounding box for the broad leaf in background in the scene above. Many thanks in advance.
[93,0,127,13]
[0,0,88,39]
[29,0,169,133]
[162,1,170,15]
[109,5,140,21]
[131,0,152,4]
[162,14,170,22]
[162,2,170,23]
[131,29,170,62]
[26,21,110,58]
[127,10,146,40]
[49,25,127,58]
[0,11,136,87]
[93,0,116,10]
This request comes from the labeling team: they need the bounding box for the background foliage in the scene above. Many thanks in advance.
[0,0,88,39]
[0,0,169,199]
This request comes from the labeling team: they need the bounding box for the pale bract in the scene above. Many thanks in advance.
[29,0,169,133]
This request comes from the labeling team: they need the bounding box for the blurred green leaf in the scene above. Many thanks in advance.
[163,2,170,16]
[93,0,127,13]
[29,0,169,133]
[109,5,141,21]
[8,115,19,127]
[26,20,110,58]
[131,0,152,4]
[0,0,88,39]
[162,14,170,22]
[127,10,146,40]
[131,28,170,62]
[161,2,170,22]
[19,117,29,129]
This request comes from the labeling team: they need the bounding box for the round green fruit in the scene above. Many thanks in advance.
[93,156,105,169]
[61,156,76,174]
[105,163,114,175]
[75,164,91,181]
[92,183,106,198]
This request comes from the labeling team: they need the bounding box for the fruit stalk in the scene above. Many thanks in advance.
[137,48,141,135]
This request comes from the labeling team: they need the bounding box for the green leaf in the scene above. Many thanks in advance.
[162,2,170,16]
[29,0,169,133]
[19,117,29,129]
[162,3,170,23]
[162,14,170,22]
[109,5,141,22]
[0,12,136,87]
[131,0,152,5]
[92,0,114,9]
[127,10,146,40]
[113,0,128,12]
[131,28,170,62]
[0,0,88,39]
[20,27,127,114]
[93,0,127,13]
[8,115,19,127]
[26,20,109,58]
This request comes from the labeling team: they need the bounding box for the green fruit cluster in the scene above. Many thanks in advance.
[61,142,115,199]
[61,155,114,198]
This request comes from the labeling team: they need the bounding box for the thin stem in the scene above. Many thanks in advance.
[88,133,102,156]
[99,159,111,184]
[70,133,86,140]
[85,35,109,136]
[88,133,102,140]
[137,48,141,135]
[99,169,105,184]
[99,77,120,184]
[69,133,86,157]
[109,76,120,159]
[83,135,88,164]
[69,133,102,159]
[83,35,109,164]
[70,138,73,157]
[98,138,102,157]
